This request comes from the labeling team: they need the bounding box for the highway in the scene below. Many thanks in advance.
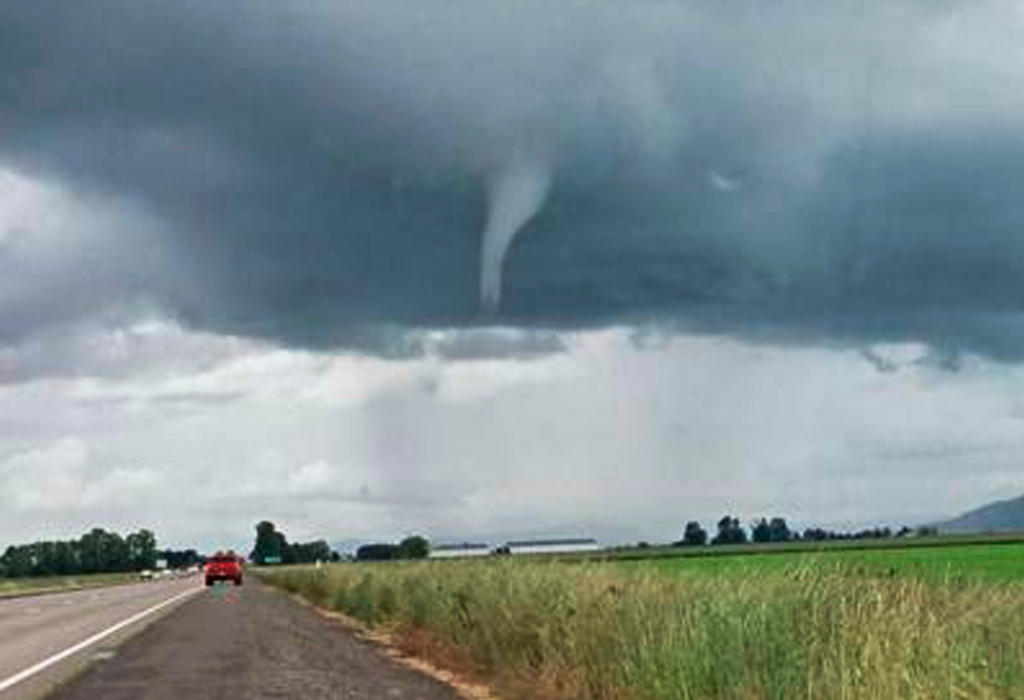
[14,578,461,699]
[0,576,202,700]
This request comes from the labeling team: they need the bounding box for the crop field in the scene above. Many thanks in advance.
[259,541,1024,700]
[623,542,1024,584]
[0,571,139,598]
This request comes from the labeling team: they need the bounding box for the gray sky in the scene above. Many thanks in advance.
[3,0,1024,552]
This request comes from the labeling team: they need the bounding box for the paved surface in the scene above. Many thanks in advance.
[0,577,202,700]
[49,579,461,700]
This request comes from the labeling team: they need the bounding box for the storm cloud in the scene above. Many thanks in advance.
[4,0,1024,358]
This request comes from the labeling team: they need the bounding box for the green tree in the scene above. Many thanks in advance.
[286,540,331,564]
[356,543,399,561]
[751,518,771,543]
[34,541,57,576]
[100,531,130,571]
[53,540,78,575]
[768,517,791,543]
[711,515,747,545]
[1,528,159,578]
[159,548,200,568]
[398,535,430,559]
[680,521,708,546]
[127,529,158,570]
[79,528,105,573]
[252,521,284,564]
[278,532,295,564]
[1,545,33,577]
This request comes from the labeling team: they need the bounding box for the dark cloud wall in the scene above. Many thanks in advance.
[4,1,1024,357]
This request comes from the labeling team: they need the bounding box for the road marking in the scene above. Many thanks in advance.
[0,586,202,694]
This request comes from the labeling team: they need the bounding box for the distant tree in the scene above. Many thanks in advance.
[312,540,333,562]
[915,525,939,538]
[289,539,332,564]
[329,550,341,563]
[127,529,158,570]
[252,521,285,564]
[35,541,58,576]
[78,529,128,573]
[278,532,296,564]
[53,540,78,575]
[356,543,399,561]
[680,521,708,546]
[79,529,104,573]
[104,531,131,571]
[711,516,747,545]
[1,545,33,577]
[398,536,430,559]
[1,528,163,578]
[768,518,791,543]
[159,548,200,569]
[751,518,771,543]
[803,527,828,542]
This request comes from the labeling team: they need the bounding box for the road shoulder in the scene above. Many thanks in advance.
[47,579,465,700]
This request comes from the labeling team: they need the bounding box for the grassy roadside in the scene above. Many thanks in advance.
[258,559,1024,699]
[0,572,140,599]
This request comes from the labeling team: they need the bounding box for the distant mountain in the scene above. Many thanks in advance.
[937,494,1024,533]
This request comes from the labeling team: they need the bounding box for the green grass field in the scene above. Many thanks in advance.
[0,571,139,598]
[587,531,1024,562]
[259,540,1024,699]
[623,542,1024,584]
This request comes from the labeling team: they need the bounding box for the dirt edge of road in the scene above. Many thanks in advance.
[277,589,498,700]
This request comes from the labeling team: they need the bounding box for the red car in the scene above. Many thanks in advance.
[205,551,244,586]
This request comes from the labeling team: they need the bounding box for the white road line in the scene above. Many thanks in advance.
[0,586,202,694]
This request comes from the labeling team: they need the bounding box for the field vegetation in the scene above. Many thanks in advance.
[624,542,1024,585]
[587,532,1024,564]
[259,548,1024,699]
[0,571,140,598]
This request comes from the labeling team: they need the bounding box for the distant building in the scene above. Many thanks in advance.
[504,538,600,555]
[429,543,492,559]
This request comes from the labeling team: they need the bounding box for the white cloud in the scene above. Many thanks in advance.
[3,325,1024,551]
[0,437,165,514]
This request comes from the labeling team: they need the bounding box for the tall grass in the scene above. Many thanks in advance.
[260,559,1024,699]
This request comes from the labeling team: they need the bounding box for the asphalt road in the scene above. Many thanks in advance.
[48,579,462,699]
[0,576,202,700]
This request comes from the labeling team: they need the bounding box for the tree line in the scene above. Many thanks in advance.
[158,548,202,569]
[355,535,429,561]
[249,521,338,565]
[0,527,158,578]
[250,521,432,564]
[674,516,926,547]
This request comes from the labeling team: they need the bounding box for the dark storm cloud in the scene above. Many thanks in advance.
[4,0,1024,357]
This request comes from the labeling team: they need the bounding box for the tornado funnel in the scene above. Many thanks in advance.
[480,159,552,314]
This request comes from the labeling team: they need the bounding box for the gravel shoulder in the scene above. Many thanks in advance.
[47,579,462,700]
